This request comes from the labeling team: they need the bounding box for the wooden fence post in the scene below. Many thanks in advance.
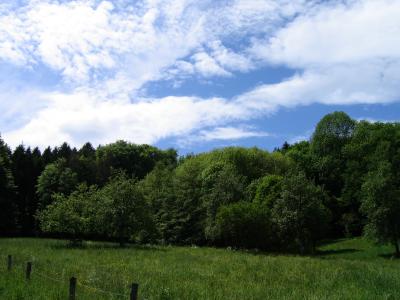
[26,262,32,280]
[69,277,77,300]
[130,283,139,300]
[7,255,12,271]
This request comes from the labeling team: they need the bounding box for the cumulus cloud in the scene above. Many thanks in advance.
[251,0,400,68]
[247,0,400,108]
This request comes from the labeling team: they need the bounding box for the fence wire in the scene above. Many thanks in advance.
[78,280,129,298]
[1,252,136,299]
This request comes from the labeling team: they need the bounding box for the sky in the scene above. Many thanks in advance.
[0,0,399,154]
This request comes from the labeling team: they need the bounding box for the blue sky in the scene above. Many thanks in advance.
[0,0,399,154]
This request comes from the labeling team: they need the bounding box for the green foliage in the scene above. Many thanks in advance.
[214,201,275,250]
[215,172,328,253]
[161,147,291,245]
[4,112,400,256]
[38,184,97,243]
[36,158,78,210]
[311,111,355,156]
[341,121,400,237]
[361,161,400,255]
[200,147,291,181]
[139,163,176,243]
[39,175,154,246]
[285,141,316,179]
[200,161,245,240]
[253,174,283,207]
[307,112,357,237]
[0,135,17,235]
[11,145,44,235]
[96,140,177,184]
[69,142,97,185]
[310,111,355,198]
[98,174,155,245]
[271,171,330,254]
[170,158,205,244]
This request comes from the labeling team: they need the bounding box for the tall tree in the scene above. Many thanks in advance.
[38,184,97,245]
[97,174,154,246]
[170,158,205,245]
[139,163,176,243]
[36,158,78,210]
[11,145,44,235]
[69,142,97,185]
[272,171,330,254]
[200,161,245,240]
[341,121,400,236]
[96,140,177,185]
[0,135,17,235]
[361,161,400,256]
[311,111,355,196]
[311,111,356,236]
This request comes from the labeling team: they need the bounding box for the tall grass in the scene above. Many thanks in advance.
[0,238,399,299]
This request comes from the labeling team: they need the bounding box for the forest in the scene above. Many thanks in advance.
[1,111,400,255]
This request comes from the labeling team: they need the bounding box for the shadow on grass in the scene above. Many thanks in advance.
[50,241,168,252]
[378,253,400,260]
[230,245,360,259]
[316,248,359,256]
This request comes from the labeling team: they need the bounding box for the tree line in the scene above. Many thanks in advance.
[0,112,399,255]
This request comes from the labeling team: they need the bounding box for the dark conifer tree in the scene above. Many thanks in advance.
[0,135,17,235]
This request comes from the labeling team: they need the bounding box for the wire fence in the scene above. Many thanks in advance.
[1,254,138,299]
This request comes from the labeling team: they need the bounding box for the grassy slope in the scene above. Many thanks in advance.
[0,238,399,300]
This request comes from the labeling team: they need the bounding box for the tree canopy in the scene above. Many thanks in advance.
[2,112,400,255]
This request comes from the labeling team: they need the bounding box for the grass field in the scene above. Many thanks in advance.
[0,238,399,299]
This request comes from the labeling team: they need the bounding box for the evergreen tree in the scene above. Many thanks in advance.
[0,135,17,235]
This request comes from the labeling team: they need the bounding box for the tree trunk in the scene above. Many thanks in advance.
[395,241,400,258]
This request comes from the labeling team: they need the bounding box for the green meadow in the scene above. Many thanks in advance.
[0,238,399,299]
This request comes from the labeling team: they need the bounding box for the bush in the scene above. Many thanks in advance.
[214,201,277,250]
[38,184,97,244]
[271,171,330,254]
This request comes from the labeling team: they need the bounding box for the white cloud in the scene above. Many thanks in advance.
[166,40,253,80]
[208,40,253,73]
[177,125,270,148]
[191,51,231,78]
[0,0,310,89]
[0,10,31,65]
[3,89,248,148]
[0,0,208,86]
[236,60,400,113]
[244,0,400,109]
[199,126,270,141]
[209,0,311,37]
[356,117,398,124]
[252,0,400,68]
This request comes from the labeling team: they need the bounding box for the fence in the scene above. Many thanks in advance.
[4,254,139,300]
